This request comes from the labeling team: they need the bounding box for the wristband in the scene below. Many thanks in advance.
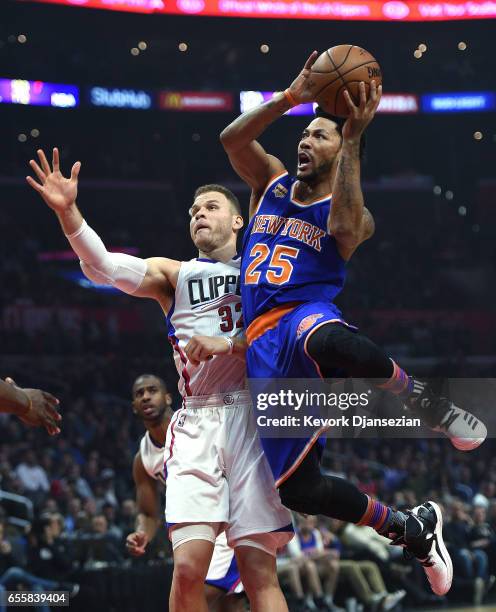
[224,337,234,355]
[284,89,298,108]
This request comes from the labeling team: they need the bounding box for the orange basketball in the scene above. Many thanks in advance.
[310,45,382,117]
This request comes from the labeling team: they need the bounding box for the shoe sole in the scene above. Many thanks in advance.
[451,435,486,451]
[428,500,453,596]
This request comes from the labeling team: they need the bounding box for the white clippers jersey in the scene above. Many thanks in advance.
[167,257,245,397]
[139,431,166,485]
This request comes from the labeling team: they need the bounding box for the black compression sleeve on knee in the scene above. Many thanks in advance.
[279,446,368,522]
[306,323,394,381]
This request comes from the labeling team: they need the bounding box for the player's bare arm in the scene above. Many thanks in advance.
[220,52,319,213]
[0,378,61,435]
[184,335,247,366]
[328,81,382,261]
[126,452,160,557]
[26,148,180,309]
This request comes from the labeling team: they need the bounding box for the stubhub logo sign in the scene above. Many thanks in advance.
[90,87,152,109]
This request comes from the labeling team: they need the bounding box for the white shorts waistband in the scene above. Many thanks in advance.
[183,390,252,409]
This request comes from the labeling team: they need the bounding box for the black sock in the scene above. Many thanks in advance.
[279,446,369,522]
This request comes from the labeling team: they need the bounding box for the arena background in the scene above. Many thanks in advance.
[1,1,495,610]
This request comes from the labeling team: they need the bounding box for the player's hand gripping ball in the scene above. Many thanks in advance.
[310,45,382,117]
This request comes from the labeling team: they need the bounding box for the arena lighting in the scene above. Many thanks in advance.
[159,91,233,112]
[240,91,420,115]
[0,78,79,107]
[89,86,153,110]
[422,92,496,113]
[21,0,496,21]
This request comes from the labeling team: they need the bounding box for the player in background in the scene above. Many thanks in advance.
[27,148,292,612]
[218,52,489,596]
[0,377,61,435]
[126,373,246,612]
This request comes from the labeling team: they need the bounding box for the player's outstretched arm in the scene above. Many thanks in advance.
[220,52,319,209]
[126,452,161,557]
[26,148,179,304]
[0,378,61,435]
[329,81,381,260]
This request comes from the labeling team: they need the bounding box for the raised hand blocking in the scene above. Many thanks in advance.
[26,147,81,212]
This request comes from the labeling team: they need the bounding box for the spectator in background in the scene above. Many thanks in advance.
[338,558,406,611]
[82,514,123,565]
[64,497,83,533]
[276,548,310,612]
[119,499,137,536]
[64,464,93,500]
[294,516,344,612]
[445,500,490,605]
[101,502,123,542]
[469,505,496,597]
[0,514,79,610]
[98,469,118,508]
[15,450,50,501]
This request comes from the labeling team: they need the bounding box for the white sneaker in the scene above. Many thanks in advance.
[390,501,453,596]
[406,383,487,451]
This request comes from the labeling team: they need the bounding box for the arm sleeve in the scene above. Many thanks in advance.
[66,220,147,294]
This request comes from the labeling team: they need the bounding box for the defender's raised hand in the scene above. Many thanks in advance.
[26,148,81,212]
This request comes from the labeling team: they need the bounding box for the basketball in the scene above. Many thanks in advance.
[310,45,382,117]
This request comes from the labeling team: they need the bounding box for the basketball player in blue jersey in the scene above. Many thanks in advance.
[221,51,485,597]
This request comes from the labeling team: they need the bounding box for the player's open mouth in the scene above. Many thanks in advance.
[143,406,156,416]
[298,152,312,170]
[195,224,210,234]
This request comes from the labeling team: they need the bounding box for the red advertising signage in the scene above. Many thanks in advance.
[158,91,233,112]
[21,0,496,21]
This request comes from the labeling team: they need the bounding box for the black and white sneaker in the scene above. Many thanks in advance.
[406,382,487,451]
[390,501,453,596]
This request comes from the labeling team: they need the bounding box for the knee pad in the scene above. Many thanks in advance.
[170,522,222,551]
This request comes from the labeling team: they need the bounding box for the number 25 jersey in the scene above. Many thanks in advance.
[166,257,245,398]
[240,172,347,327]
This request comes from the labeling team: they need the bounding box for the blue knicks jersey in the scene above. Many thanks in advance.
[241,172,346,327]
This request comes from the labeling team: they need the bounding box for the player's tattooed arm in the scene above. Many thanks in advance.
[26,148,179,307]
[126,452,160,557]
[329,81,381,260]
[220,52,319,207]
[360,207,375,242]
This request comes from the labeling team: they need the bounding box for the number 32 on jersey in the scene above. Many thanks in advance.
[244,243,299,285]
